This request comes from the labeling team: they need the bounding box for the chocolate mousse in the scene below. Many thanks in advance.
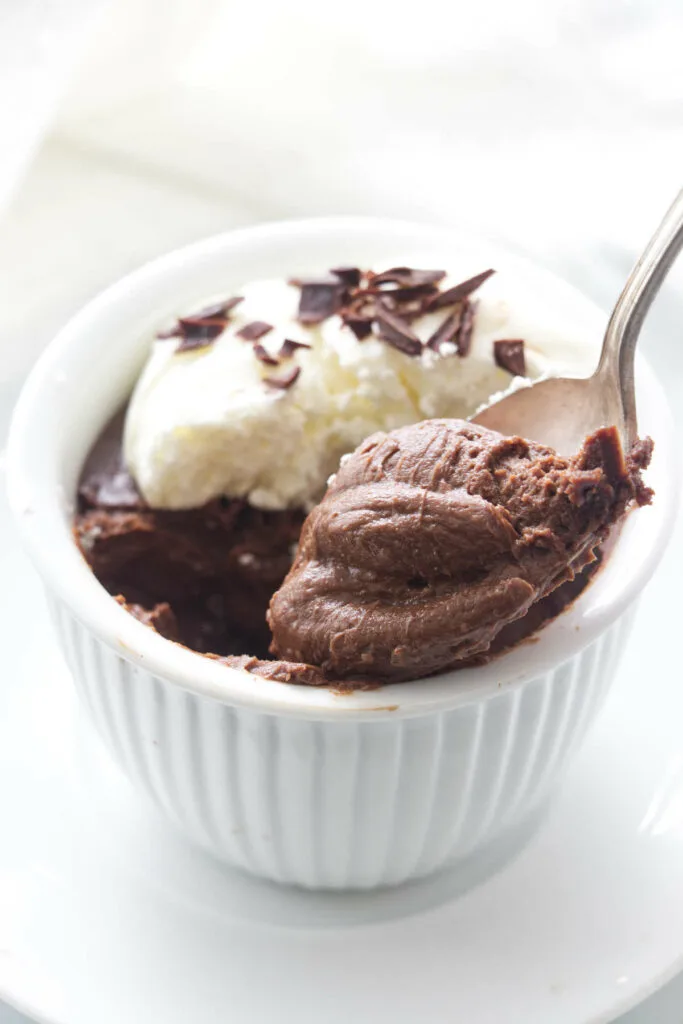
[76,413,304,657]
[75,412,652,687]
[72,263,654,687]
[268,420,653,681]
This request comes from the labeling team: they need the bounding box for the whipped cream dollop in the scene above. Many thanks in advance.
[123,267,595,511]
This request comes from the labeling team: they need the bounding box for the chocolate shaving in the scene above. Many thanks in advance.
[426,307,463,352]
[344,316,373,340]
[426,299,476,356]
[264,365,301,390]
[430,268,495,310]
[331,266,362,288]
[285,263,489,357]
[178,315,226,332]
[188,296,243,320]
[279,338,311,358]
[395,300,429,321]
[159,295,243,346]
[236,321,273,341]
[382,283,440,304]
[457,300,475,357]
[293,277,345,324]
[347,295,380,320]
[176,320,226,352]
[494,339,526,376]
[371,267,446,288]
[253,343,280,366]
[372,292,397,312]
[374,308,422,356]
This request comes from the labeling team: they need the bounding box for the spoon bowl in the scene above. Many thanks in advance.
[474,189,683,453]
[473,373,623,454]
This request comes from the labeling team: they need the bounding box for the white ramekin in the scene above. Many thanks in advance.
[6,218,677,889]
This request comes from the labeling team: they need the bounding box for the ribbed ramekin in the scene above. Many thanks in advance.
[6,218,677,889]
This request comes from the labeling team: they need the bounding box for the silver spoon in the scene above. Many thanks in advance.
[472,190,683,453]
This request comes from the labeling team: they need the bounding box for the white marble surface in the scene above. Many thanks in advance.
[1,2,683,1015]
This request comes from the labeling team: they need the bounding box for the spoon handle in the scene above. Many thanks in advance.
[598,188,683,445]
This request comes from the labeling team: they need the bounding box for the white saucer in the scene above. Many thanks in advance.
[2,387,683,1024]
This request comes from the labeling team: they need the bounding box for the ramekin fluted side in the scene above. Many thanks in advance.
[48,595,631,889]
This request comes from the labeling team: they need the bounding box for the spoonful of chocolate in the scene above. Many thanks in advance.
[473,190,683,452]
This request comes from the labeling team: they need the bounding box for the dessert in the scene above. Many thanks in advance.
[122,266,581,512]
[269,420,653,681]
[74,262,653,686]
[77,414,304,656]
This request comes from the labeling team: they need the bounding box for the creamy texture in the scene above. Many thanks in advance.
[268,420,653,681]
[75,411,614,684]
[124,272,594,512]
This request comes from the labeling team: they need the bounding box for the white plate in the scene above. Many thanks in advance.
[1,374,683,1024]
